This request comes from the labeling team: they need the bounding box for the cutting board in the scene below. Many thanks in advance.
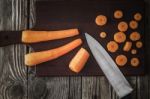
[28,0,145,76]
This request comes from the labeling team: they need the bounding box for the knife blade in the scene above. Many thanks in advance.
[85,33,133,98]
[0,31,23,47]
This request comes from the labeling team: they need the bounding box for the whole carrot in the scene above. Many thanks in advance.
[25,39,82,66]
[22,28,79,43]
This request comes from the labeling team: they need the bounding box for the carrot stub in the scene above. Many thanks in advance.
[69,48,90,73]
[22,28,79,43]
[123,41,132,52]
[25,39,82,66]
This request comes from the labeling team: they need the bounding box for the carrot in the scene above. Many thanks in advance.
[22,28,79,43]
[25,39,82,66]
[123,41,132,52]
[69,48,90,73]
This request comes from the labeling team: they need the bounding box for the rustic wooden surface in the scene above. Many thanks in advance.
[0,0,149,99]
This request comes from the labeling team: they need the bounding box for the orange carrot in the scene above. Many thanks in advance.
[69,48,90,73]
[123,41,132,52]
[22,28,79,43]
[25,39,82,66]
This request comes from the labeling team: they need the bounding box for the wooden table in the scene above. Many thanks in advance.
[0,0,149,99]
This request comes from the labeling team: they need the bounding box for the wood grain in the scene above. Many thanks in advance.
[28,0,70,99]
[0,0,27,99]
[69,77,81,99]
[82,77,111,99]
[0,0,149,99]
[136,0,150,99]
[27,0,150,98]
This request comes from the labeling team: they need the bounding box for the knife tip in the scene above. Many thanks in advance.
[84,32,89,37]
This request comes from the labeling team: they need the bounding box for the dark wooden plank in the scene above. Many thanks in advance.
[111,77,137,99]
[82,77,98,99]
[137,76,149,99]
[82,77,111,99]
[69,77,81,99]
[0,0,27,99]
[28,76,70,99]
[98,77,112,99]
[0,0,149,99]
[135,0,150,99]
[27,0,70,99]
[28,72,70,99]
[128,77,137,99]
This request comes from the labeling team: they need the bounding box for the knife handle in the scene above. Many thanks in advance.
[0,31,22,47]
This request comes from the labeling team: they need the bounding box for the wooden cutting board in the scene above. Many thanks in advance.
[30,0,145,76]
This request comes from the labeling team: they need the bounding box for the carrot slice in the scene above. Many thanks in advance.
[123,41,132,52]
[69,48,90,73]
[22,28,79,43]
[25,39,82,66]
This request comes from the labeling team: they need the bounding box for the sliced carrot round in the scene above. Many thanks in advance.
[107,41,119,53]
[118,21,128,32]
[95,15,107,26]
[134,13,142,21]
[100,32,107,38]
[114,10,123,19]
[116,55,127,66]
[131,49,137,55]
[136,41,143,48]
[130,32,141,41]
[131,58,139,67]
[114,32,126,43]
[129,20,138,29]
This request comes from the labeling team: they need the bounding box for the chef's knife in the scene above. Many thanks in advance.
[85,33,133,98]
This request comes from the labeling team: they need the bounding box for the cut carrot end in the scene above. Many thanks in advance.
[69,48,90,73]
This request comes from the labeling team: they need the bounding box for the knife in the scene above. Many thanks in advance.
[85,33,133,98]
